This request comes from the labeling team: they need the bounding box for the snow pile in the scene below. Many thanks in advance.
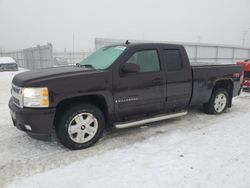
[0,70,250,188]
[8,105,250,188]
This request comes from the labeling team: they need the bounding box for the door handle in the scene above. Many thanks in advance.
[152,78,165,84]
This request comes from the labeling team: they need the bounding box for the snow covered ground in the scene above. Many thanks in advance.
[1,70,250,188]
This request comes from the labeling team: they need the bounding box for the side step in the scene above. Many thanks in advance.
[115,111,187,129]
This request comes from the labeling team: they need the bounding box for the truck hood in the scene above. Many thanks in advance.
[12,66,98,87]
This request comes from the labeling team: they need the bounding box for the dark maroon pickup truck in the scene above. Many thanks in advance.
[9,43,242,150]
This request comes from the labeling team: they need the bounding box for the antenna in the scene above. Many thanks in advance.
[125,40,130,45]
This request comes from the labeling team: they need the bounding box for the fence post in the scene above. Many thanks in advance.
[49,43,54,67]
[195,45,198,63]
[37,45,42,69]
[215,46,219,64]
[232,48,235,64]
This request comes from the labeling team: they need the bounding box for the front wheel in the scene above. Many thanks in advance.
[56,104,105,150]
[204,88,229,114]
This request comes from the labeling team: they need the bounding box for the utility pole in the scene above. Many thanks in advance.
[198,35,202,44]
[242,32,247,46]
[142,32,145,41]
[72,33,75,64]
[242,28,250,47]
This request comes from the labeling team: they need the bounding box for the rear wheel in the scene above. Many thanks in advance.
[204,88,229,114]
[56,104,105,150]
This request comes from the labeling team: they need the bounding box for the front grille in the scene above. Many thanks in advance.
[12,85,20,93]
[11,84,23,108]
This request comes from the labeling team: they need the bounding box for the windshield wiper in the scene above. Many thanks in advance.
[78,64,96,70]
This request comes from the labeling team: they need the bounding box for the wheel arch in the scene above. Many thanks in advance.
[53,94,111,129]
[212,79,234,107]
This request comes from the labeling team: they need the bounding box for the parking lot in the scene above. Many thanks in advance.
[0,70,250,188]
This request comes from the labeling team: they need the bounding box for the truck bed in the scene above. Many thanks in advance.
[190,64,242,106]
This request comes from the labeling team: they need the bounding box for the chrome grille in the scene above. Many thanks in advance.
[13,97,20,106]
[12,85,20,93]
[11,84,23,108]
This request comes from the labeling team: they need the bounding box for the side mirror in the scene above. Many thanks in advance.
[122,63,140,74]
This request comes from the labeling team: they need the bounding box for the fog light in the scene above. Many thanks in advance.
[24,124,32,131]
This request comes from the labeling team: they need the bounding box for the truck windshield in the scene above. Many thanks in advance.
[80,46,126,70]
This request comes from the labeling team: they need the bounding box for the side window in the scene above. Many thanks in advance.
[164,50,182,71]
[126,50,160,72]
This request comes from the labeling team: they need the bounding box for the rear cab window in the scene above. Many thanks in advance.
[164,49,183,71]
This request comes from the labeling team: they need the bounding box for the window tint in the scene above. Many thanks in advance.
[164,50,182,71]
[126,50,160,72]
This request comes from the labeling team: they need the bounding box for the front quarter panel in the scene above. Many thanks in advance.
[25,71,114,114]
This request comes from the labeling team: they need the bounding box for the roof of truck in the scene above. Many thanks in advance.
[106,42,183,49]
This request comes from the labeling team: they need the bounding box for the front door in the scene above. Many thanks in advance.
[113,49,166,119]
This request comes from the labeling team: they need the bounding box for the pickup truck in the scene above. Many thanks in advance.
[9,42,242,150]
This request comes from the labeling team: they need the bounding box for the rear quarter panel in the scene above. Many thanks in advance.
[190,64,242,106]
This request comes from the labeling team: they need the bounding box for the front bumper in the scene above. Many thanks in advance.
[8,97,56,140]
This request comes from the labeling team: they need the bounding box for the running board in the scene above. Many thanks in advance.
[115,111,187,129]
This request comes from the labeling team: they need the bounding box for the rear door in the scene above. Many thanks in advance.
[161,46,192,110]
[113,46,166,119]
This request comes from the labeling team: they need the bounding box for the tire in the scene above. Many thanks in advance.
[56,104,105,150]
[203,88,229,114]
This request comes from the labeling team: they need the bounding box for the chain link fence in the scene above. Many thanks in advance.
[53,51,91,65]
[2,38,249,70]
[0,43,54,70]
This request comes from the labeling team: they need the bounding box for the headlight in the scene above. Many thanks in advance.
[22,87,49,108]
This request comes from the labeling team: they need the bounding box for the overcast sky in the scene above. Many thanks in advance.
[0,0,250,52]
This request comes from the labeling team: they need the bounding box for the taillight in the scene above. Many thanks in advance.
[232,72,241,79]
